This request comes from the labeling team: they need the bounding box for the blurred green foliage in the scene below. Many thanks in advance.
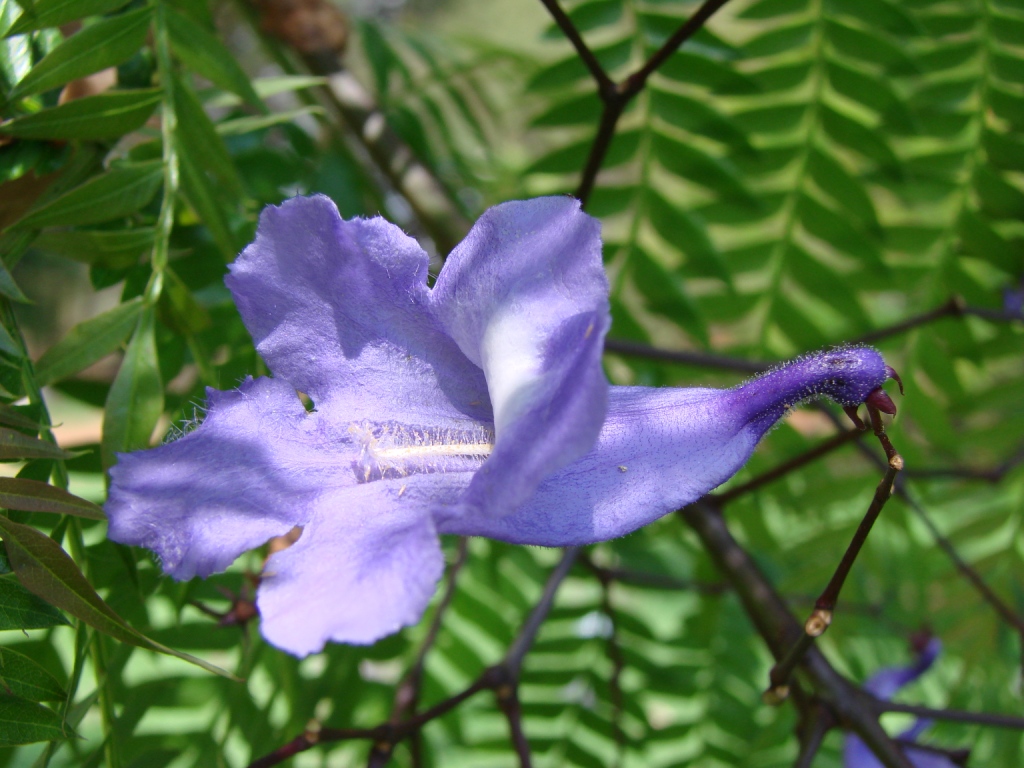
[0,0,1021,766]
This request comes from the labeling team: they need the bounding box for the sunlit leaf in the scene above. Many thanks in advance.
[0,646,65,701]
[164,6,262,110]
[11,161,163,230]
[0,429,75,461]
[0,696,68,746]
[0,576,68,630]
[0,89,160,140]
[6,0,130,35]
[101,307,162,468]
[9,8,152,99]
[35,297,144,386]
[0,478,104,520]
[0,516,235,678]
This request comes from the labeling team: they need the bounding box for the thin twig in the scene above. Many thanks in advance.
[837,428,1024,662]
[794,703,832,768]
[387,538,469,767]
[495,688,533,768]
[603,338,768,372]
[606,295,1023,374]
[853,296,1022,345]
[905,442,1024,483]
[248,549,578,768]
[680,502,916,768]
[583,560,728,594]
[580,554,627,761]
[766,452,903,698]
[576,102,628,205]
[852,298,966,345]
[506,547,580,676]
[567,0,736,204]
[714,429,863,506]
[495,547,580,768]
[537,0,614,94]
[879,702,1024,730]
[625,0,733,89]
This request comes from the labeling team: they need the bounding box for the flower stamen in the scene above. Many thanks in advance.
[349,421,494,482]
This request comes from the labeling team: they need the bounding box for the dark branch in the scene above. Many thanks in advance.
[879,702,1024,731]
[679,502,916,768]
[387,538,469,767]
[794,702,833,768]
[580,553,627,758]
[249,549,578,768]
[537,0,614,94]
[714,429,863,506]
[603,338,768,372]
[569,0,735,204]
[625,0,734,91]
[583,558,727,594]
[506,547,579,676]
[767,446,903,698]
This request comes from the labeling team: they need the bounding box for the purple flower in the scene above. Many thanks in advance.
[106,195,894,656]
[844,638,958,768]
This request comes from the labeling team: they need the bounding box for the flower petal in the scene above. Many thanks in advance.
[227,195,490,422]
[445,347,892,545]
[443,386,753,544]
[863,638,941,699]
[256,479,451,656]
[432,197,611,516]
[106,376,350,579]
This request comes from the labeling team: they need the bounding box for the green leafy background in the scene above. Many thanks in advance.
[0,0,1021,765]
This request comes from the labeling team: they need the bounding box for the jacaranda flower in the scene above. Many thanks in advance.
[107,195,896,656]
[844,638,958,768]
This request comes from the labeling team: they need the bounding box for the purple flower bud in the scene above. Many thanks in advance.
[106,196,896,655]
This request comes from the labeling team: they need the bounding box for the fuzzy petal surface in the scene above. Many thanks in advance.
[227,195,490,424]
[444,347,891,545]
[442,386,755,544]
[432,198,611,517]
[256,478,454,655]
[107,377,350,579]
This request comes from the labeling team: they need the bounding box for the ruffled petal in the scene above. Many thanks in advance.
[227,195,490,423]
[256,478,454,656]
[432,197,611,516]
[106,377,352,579]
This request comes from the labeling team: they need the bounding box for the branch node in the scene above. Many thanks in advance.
[763,685,790,705]
[804,609,833,638]
[305,720,321,745]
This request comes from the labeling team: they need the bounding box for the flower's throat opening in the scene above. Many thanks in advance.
[349,421,494,482]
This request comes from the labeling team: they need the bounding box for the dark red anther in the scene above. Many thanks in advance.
[866,387,897,415]
[885,365,904,395]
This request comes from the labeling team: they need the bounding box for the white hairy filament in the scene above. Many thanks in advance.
[349,421,494,481]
